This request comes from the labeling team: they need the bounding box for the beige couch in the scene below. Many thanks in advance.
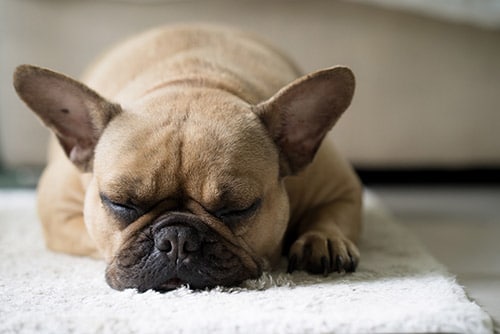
[1,0,499,169]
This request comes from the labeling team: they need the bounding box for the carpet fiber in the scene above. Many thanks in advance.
[0,190,493,333]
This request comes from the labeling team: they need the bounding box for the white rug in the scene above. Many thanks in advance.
[0,190,493,334]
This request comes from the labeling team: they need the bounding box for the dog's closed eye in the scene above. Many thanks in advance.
[100,193,144,225]
[213,199,261,225]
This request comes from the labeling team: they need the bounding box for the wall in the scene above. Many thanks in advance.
[1,0,499,168]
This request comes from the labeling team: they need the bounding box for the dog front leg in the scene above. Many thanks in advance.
[287,195,362,275]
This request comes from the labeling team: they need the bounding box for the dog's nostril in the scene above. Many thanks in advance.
[183,239,199,253]
[156,239,173,253]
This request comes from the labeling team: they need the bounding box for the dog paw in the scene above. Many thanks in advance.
[287,231,359,276]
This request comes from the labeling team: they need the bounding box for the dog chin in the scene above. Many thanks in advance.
[106,264,258,293]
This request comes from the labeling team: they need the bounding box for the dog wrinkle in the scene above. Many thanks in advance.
[109,217,261,291]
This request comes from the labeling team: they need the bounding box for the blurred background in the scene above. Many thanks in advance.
[2,0,500,177]
[1,0,499,328]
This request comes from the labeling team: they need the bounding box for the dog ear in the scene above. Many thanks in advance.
[13,65,121,172]
[254,66,355,175]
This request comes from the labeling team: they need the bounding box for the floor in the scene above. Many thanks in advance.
[374,186,500,332]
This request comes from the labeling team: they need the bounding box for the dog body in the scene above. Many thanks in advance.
[14,25,362,291]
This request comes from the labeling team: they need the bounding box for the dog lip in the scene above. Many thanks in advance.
[155,277,186,292]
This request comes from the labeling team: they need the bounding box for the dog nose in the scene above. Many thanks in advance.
[154,225,201,261]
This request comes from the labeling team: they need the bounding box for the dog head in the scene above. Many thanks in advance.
[13,64,354,291]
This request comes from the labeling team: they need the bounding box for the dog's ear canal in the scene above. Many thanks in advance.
[13,65,122,172]
[254,66,355,176]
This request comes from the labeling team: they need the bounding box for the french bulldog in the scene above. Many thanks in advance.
[13,25,362,292]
